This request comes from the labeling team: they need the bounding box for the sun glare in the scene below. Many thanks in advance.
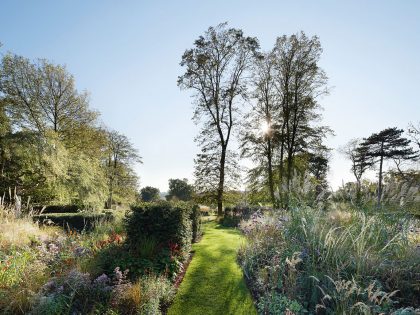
[261,120,271,134]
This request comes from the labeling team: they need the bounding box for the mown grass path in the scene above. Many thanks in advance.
[168,221,256,315]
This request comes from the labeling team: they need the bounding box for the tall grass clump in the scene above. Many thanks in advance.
[0,204,132,314]
[238,206,420,314]
[111,274,175,314]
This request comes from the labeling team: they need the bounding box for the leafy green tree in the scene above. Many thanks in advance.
[240,33,331,208]
[0,52,139,209]
[140,186,160,202]
[166,178,193,201]
[340,139,373,202]
[241,52,278,206]
[0,98,11,184]
[360,127,418,206]
[408,122,420,150]
[0,130,40,200]
[0,130,71,204]
[37,132,71,203]
[272,32,329,207]
[105,130,141,208]
[67,152,108,208]
[306,149,330,194]
[178,23,259,215]
[0,54,97,137]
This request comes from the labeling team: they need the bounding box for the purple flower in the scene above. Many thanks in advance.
[42,280,57,293]
[112,267,129,285]
[74,246,90,257]
[300,248,309,260]
[94,273,110,286]
[57,285,64,294]
[48,242,59,254]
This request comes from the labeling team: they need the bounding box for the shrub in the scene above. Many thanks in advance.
[238,207,420,314]
[199,205,212,216]
[220,206,259,227]
[102,201,198,280]
[137,235,159,259]
[0,208,128,314]
[111,274,175,315]
[0,249,49,314]
[257,293,303,315]
[31,267,127,315]
[125,201,194,254]
[33,212,114,231]
[33,204,80,214]
[191,205,202,242]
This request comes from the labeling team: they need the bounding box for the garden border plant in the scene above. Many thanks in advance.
[238,206,420,314]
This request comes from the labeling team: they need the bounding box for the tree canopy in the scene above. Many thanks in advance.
[178,22,259,215]
[0,52,141,209]
[359,127,418,206]
[140,186,160,202]
[166,178,193,201]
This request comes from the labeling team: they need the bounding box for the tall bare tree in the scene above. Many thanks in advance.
[178,23,259,215]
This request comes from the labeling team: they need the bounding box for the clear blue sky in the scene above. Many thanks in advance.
[1,1,419,191]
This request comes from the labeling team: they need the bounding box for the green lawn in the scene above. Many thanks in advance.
[168,221,257,315]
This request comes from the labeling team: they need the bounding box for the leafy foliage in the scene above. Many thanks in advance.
[238,207,420,314]
[105,130,141,208]
[140,186,160,202]
[190,204,202,242]
[33,212,114,231]
[179,22,259,215]
[359,127,418,206]
[166,178,193,201]
[125,201,194,254]
[0,53,140,209]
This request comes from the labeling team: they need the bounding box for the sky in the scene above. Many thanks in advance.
[1,1,419,192]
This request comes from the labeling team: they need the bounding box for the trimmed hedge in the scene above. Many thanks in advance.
[191,205,202,243]
[125,201,196,253]
[33,212,114,231]
[33,205,80,214]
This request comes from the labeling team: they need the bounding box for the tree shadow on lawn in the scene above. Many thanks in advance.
[169,224,256,315]
[170,259,254,313]
[214,223,242,231]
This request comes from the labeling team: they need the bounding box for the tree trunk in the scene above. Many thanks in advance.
[356,178,361,205]
[0,146,5,181]
[217,146,227,216]
[107,155,114,209]
[267,138,275,207]
[377,154,384,207]
[108,181,113,209]
[286,150,293,209]
[54,102,58,133]
[278,129,285,208]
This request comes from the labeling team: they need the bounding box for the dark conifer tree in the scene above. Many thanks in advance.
[360,127,418,206]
